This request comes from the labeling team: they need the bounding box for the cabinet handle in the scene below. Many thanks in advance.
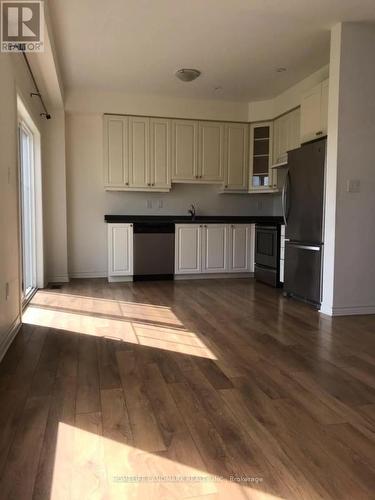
[125,182,129,185]
[147,183,151,186]
[195,175,199,179]
[152,183,155,186]
[225,185,228,188]
[200,175,202,178]
[130,224,133,227]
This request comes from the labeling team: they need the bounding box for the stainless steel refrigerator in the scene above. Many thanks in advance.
[283,138,326,306]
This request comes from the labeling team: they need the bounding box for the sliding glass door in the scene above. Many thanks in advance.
[19,121,37,301]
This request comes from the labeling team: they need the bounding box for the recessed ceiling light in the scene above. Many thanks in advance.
[175,68,201,82]
[276,67,287,73]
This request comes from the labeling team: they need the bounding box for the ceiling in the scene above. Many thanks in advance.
[48,0,375,102]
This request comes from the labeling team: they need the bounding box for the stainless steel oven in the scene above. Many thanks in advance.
[254,225,280,287]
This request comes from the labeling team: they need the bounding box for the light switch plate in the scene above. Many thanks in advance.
[347,179,360,193]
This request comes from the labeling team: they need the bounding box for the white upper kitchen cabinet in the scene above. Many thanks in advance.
[201,224,228,273]
[104,115,129,188]
[149,118,171,189]
[104,114,171,191]
[175,224,201,274]
[273,108,301,166]
[171,120,199,182]
[198,122,225,182]
[223,123,249,192]
[128,116,149,188]
[107,224,133,278]
[228,224,252,272]
[249,122,274,192]
[300,79,329,143]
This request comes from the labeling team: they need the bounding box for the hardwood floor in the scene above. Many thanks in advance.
[0,278,374,499]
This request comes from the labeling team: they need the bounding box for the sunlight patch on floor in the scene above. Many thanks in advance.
[23,303,217,359]
[51,422,281,500]
[32,291,184,327]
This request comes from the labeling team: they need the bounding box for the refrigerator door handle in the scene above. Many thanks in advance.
[281,170,290,226]
[288,244,320,251]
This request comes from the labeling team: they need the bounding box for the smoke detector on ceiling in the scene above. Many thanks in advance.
[175,68,201,82]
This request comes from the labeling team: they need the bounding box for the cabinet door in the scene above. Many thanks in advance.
[104,115,129,187]
[175,225,201,274]
[171,120,198,181]
[108,224,133,276]
[320,79,329,137]
[201,224,228,273]
[249,123,273,190]
[198,122,224,182]
[223,123,249,191]
[228,224,252,272]
[150,118,171,189]
[288,107,301,151]
[128,117,150,188]
[300,84,323,143]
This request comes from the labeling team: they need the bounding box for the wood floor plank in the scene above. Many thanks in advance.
[168,380,237,480]
[97,337,122,390]
[116,349,166,452]
[0,395,51,500]
[71,411,107,500]
[31,330,79,499]
[76,335,100,414]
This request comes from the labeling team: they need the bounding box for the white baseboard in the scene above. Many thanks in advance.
[0,316,21,363]
[320,303,375,317]
[174,272,254,281]
[48,274,70,283]
[108,276,133,283]
[69,272,107,279]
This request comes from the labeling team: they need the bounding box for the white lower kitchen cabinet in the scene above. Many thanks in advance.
[201,224,229,273]
[228,224,253,272]
[175,224,202,274]
[175,223,253,276]
[107,224,133,280]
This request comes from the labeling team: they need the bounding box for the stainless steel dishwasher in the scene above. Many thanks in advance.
[133,222,175,281]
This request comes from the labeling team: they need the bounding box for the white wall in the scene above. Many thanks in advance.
[0,53,44,359]
[248,65,329,122]
[66,113,274,277]
[321,22,375,316]
[42,108,69,282]
[65,89,249,122]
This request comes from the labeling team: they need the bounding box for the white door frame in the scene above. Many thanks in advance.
[17,95,44,303]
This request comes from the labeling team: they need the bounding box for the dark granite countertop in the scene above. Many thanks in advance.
[104,215,283,225]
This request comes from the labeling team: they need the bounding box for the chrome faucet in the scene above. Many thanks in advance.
[188,204,196,220]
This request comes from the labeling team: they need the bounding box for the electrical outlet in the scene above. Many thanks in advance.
[347,179,360,193]
[146,200,152,209]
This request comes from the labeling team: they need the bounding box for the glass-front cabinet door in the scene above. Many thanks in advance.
[249,122,273,191]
